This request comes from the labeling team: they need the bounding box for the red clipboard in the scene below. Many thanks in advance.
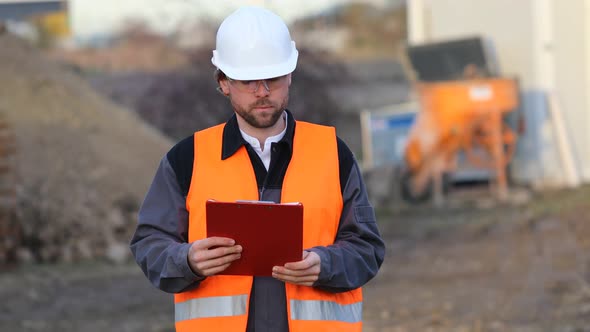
[206,200,303,276]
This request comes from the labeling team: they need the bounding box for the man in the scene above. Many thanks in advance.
[130,6,385,332]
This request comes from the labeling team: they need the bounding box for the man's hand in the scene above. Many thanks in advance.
[188,237,242,277]
[272,251,321,286]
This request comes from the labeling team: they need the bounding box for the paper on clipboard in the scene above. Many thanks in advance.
[205,199,303,276]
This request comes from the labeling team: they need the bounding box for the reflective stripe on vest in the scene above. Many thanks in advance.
[290,299,363,323]
[175,294,248,322]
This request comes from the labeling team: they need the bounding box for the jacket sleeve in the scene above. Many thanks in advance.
[129,156,204,293]
[309,155,385,292]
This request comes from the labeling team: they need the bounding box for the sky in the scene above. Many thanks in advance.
[69,0,395,39]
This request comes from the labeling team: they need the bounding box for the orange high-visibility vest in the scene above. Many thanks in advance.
[174,121,363,332]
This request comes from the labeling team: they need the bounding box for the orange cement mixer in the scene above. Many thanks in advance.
[402,78,519,203]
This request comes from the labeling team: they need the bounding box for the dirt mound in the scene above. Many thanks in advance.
[0,33,173,264]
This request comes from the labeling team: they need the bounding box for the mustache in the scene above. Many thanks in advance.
[251,99,275,108]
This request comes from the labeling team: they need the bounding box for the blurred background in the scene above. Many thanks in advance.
[0,0,589,331]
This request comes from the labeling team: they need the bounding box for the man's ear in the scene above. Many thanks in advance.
[219,79,231,95]
[287,73,292,86]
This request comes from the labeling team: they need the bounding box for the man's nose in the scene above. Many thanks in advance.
[253,80,271,97]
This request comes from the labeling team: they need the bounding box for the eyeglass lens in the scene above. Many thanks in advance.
[230,76,286,92]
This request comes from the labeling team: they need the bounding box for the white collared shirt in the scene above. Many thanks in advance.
[239,112,287,171]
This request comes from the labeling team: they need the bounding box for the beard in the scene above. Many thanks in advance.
[230,95,289,129]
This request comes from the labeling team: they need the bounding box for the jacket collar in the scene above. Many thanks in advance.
[221,109,295,160]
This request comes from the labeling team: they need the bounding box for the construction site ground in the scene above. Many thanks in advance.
[1,184,589,332]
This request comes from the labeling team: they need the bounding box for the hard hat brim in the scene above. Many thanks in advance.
[212,43,298,80]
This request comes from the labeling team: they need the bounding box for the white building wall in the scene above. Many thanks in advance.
[426,0,535,87]
[552,0,590,181]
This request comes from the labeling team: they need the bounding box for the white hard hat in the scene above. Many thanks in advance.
[211,6,298,80]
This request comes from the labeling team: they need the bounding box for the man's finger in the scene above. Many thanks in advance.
[283,251,319,270]
[283,259,314,270]
[190,245,242,262]
[201,262,233,276]
[195,237,236,249]
[272,273,318,285]
[207,245,243,258]
[272,266,314,277]
[197,253,242,272]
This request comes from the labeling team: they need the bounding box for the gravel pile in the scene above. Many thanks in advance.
[0,33,173,264]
